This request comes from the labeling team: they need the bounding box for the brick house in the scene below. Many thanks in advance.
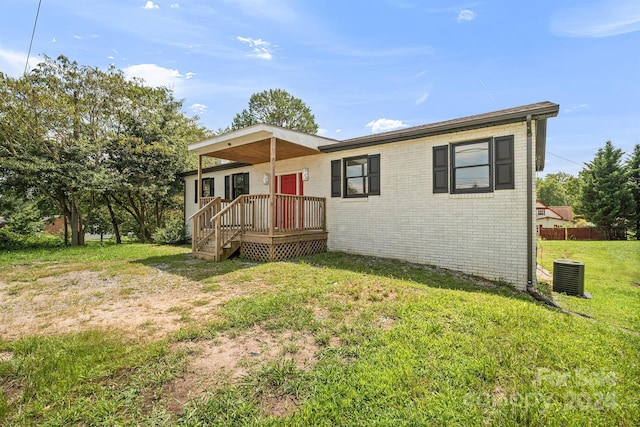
[182,101,559,290]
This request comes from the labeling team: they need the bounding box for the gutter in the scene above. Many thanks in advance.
[526,115,534,290]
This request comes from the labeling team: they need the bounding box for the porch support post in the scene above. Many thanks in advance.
[269,136,276,238]
[197,155,202,207]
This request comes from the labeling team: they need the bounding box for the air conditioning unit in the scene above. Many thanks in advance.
[553,260,585,296]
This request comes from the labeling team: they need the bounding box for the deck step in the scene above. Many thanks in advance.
[193,239,241,261]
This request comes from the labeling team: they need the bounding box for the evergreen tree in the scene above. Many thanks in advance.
[578,141,634,239]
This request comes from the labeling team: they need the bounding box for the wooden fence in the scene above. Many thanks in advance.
[539,227,626,240]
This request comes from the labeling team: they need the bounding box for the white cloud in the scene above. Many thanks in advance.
[0,47,27,76]
[415,91,429,105]
[189,103,207,115]
[551,0,640,37]
[335,129,342,133]
[51,37,57,43]
[237,36,274,60]
[365,118,409,134]
[457,9,477,23]
[185,72,195,79]
[170,3,180,8]
[143,1,159,9]
[73,35,82,39]
[0,47,41,76]
[107,55,115,60]
[123,64,184,89]
[317,128,328,136]
[564,103,590,113]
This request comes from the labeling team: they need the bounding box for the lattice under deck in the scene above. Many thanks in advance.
[241,239,327,262]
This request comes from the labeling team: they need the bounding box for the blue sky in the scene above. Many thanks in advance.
[1,0,639,176]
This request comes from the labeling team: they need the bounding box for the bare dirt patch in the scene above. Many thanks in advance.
[164,326,320,417]
[0,268,263,340]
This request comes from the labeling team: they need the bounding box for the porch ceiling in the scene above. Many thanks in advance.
[207,138,321,164]
[189,124,337,165]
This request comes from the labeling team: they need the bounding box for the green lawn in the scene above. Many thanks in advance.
[1,242,638,426]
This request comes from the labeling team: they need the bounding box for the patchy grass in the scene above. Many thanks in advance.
[0,242,639,425]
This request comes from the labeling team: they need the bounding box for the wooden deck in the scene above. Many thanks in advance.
[190,195,327,262]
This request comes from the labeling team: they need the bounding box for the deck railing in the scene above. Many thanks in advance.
[189,197,222,252]
[192,194,326,260]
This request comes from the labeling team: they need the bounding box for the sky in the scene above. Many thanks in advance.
[1,0,639,176]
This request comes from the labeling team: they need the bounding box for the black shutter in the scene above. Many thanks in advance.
[194,180,198,204]
[368,154,380,196]
[331,160,341,197]
[433,145,448,193]
[494,135,514,190]
[224,175,230,199]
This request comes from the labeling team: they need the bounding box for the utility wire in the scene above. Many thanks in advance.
[546,151,585,167]
[24,0,43,75]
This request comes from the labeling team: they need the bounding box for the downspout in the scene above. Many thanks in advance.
[526,115,534,290]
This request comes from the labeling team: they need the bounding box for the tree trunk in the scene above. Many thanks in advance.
[71,199,80,246]
[63,215,69,246]
[104,194,122,244]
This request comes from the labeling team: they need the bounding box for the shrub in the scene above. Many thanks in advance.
[0,229,63,250]
[152,218,187,245]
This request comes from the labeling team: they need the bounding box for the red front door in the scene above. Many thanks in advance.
[277,173,303,229]
[280,173,298,195]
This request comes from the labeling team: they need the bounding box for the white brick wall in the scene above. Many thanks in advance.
[184,121,538,289]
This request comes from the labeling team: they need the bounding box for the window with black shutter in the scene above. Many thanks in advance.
[434,134,515,194]
[340,154,381,198]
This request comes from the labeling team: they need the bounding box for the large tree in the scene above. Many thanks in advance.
[230,88,318,134]
[578,141,634,239]
[0,55,207,245]
[0,56,114,245]
[628,144,640,239]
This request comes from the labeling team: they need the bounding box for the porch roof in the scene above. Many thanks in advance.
[189,124,338,164]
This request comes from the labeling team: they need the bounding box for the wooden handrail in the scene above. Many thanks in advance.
[188,196,220,221]
[193,194,326,260]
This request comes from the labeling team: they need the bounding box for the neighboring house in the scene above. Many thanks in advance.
[536,200,574,232]
[182,101,559,290]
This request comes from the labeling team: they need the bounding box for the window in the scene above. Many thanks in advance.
[225,172,249,199]
[201,178,214,198]
[537,209,545,216]
[331,154,380,198]
[432,135,514,194]
[452,140,492,193]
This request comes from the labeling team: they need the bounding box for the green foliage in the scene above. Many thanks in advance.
[152,217,188,245]
[2,200,43,236]
[536,172,582,208]
[578,141,635,238]
[0,228,62,250]
[230,88,319,134]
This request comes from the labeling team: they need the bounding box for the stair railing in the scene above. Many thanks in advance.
[189,197,222,252]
